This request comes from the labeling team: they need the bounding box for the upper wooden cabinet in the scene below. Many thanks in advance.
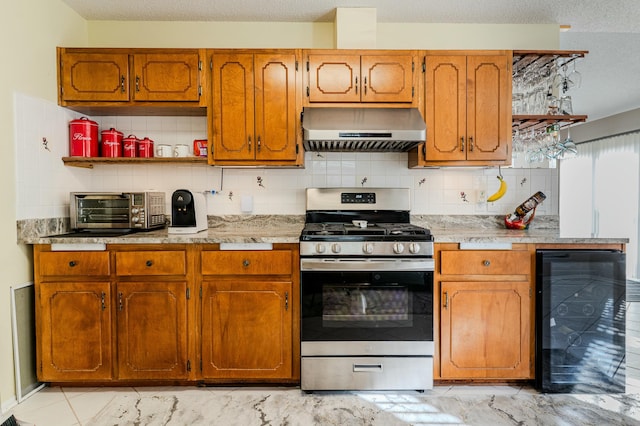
[209,50,303,167]
[57,47,206,114]
[409,51,512,167]
[304,50,418,106]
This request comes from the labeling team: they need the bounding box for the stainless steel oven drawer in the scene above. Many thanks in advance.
[301,356,433,391]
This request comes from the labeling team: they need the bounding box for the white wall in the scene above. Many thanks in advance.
[15,96,559,220]
[1,0,87,412]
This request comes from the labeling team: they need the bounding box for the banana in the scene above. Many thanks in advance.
[487,176,507,202]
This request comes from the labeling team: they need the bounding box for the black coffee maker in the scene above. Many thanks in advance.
[168,189,207,234]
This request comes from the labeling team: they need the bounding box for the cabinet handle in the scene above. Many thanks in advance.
[460,137,465,152]
[285,291,289,311]
[355,76,358,94]
[145,260,153,267]
[68,260,77,267]
[248,136,252,152]
[469,136,474,151]
[118,292,123,311]
[364,76,367,96]
[483,260,491,267]
[243,259,250,267]
[120,76,126,93]
[443,291,448,309]
[257,136,261,152]
[135,75,140,92]
[101,292,106,311]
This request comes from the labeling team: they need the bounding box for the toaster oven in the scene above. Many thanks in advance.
[70,192,167,230]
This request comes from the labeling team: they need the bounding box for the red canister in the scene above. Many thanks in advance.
[122,135,138,158]
[100,128,124,157]
[137,137,154,158]
[69,117,99,157]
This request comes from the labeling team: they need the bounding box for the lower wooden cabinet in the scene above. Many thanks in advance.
[34,243,299,384]
[38,281,113,381]
[201,280,293,379]
[439,280,532,379]
[116,281,189,380]
[199,245,300,382]
[434,243,535,381]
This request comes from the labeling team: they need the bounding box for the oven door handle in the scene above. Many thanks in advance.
[300,258,434,272]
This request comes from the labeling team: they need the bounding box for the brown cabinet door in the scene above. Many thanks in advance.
[201,280,293,379]
[132,52,201,102]
[116,281,189,380]
[307,54,361,102]
[38,282,112,381]
[254,53,299,161]
[440,281,532,379]
[211,53,255,161]
[466,55,511,162]
[60,52,130,102]
[424,55,467,161]
[361,54,414,103]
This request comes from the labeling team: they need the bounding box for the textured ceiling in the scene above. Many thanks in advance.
[60,0,640,33]
[60,0,640,122]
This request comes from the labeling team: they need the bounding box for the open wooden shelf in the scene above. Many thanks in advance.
[62,156,209,168]
[512,114,588,132]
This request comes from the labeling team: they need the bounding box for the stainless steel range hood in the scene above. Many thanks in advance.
[302,107,426,152]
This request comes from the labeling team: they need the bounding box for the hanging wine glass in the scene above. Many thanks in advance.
[558,125,578,160]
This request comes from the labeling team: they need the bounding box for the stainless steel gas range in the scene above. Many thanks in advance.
[299,188,435,391]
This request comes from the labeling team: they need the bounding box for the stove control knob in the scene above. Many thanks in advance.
[315,243,326,254]
[393,243,405,254]
[331,243,341,254]
[408,243,421,254]
[363,243,374,254]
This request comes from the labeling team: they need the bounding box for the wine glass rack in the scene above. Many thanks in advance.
[512,50,589,131]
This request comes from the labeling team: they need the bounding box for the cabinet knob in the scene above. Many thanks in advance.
[243,259,250,267]
[68,260,77,267]
[483,260,491,267]
[146,260,153,267]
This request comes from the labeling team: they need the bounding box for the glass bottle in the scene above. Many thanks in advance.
[515,191,547,217]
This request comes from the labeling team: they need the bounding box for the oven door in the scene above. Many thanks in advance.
[300,258,434,355]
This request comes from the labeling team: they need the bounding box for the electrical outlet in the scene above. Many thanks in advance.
[476,190,486,203]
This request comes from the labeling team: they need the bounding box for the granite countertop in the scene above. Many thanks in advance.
[18,215,629,245]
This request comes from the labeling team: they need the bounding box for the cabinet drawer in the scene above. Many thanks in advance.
[39,251,110,276]
[440,250,530,275]
[201,250,292,275]
[116,251,186,276]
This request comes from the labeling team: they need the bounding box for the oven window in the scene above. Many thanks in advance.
[77,198,130,224]
[323,284,410,325]
[301,270,433,342]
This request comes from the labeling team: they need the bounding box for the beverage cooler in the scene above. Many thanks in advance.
[535,249,626,393]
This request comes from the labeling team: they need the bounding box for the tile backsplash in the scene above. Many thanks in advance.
[14,93,558,220]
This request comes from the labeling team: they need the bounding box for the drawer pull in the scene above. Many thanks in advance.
[243,259,250,267]
[145,260,153,267]
[483,260,491,267]
[68,260,77,267]
[353,364,383,372]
